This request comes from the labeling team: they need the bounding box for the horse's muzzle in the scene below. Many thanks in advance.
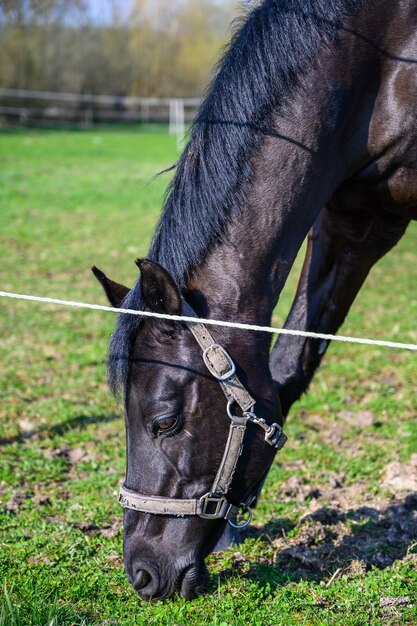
[178,562,209,600]
[130,559,209,601]
[132,562,160,600]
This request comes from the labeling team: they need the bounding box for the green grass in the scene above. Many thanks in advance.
[0,128,416,625]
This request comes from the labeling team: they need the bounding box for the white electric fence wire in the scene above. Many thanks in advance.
[1,290,417,352]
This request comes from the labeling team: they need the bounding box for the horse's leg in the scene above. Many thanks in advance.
[269,206,409,417]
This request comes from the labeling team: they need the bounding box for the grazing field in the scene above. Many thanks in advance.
[0,128,416,626]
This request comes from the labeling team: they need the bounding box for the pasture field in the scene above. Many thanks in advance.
[0,128,416,625]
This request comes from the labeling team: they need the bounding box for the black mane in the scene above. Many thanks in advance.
[108,0,368,391]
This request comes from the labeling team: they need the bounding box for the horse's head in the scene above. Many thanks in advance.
[93,260,284,600]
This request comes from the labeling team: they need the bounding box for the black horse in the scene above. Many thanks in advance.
[93,0,417,601]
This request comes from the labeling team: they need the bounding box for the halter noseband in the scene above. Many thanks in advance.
[119,301,287,528]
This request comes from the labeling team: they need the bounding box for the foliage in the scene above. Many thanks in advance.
[0,0,237,96]
[0,128,417,625]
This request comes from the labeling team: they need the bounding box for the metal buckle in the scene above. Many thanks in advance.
[199,493,231,519]
[202,344,236,381]
[265,424,288,450]
[228,506,252,529]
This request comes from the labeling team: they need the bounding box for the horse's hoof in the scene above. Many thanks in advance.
[212,524,241,553]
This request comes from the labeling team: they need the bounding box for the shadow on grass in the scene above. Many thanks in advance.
[0,413,120,446]
[214,494,417,593]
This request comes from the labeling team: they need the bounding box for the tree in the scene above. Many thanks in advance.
[0,0,239,96]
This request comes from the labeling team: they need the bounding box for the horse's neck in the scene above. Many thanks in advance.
[186,2,411,327]
[186,82,353,325]
[187,10,405,318]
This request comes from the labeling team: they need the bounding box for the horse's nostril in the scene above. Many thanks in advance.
[130,562,162,599]
[135,568,152,591]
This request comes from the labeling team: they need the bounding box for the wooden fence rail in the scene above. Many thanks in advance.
[0,89,202,146]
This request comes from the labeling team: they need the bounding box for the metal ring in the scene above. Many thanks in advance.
[229,402,256,420]
[228,506,252,529]
[227,400,236,420]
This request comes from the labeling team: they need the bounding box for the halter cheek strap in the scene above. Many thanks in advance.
[119,301,287,527]
[181,301,255,413]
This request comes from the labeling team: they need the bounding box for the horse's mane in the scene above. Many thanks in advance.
[108,0,368,392]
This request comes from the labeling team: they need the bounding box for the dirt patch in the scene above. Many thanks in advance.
[337,410,375,428]
[2,489,33,514]
[262,462,417,581]
[304,413,352,449]
[50,444,86,465]
[72,518,121,539]
[382,455,417,494]
[379,595,415,622]
[273,494,417,580]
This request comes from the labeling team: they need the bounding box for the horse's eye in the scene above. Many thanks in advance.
[153,414,180,437]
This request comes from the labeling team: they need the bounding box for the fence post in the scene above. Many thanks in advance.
[84,107,93,127]
[169,99,185,151]
[169,99,176,135]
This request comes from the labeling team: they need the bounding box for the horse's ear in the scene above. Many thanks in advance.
[136,259,181,315]
[91,266,130,308]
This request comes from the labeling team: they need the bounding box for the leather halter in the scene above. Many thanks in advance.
[119,301,287,527]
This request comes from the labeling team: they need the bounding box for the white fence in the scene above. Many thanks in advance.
[0,89,202,147]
